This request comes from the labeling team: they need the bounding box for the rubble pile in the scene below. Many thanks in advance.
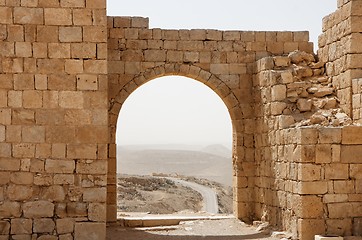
[271,50,352,127]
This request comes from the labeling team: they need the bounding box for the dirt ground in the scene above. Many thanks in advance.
[113,176,279,239]
[117,175,233,214]
[107,218,284,240]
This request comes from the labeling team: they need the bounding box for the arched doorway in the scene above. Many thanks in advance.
[107,64,252,223]
[116,76,233,214]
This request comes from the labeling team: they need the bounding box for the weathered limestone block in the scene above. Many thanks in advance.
[0,144,12,158]
[326,219,352,236]
[325,164,349,180]
[281,71,294,84]
[42,186,66,202]
[210,64,229,74]
[350,164,362,179]
[298,128,319,145]
[299,145,316,163]
[22,90,43,108]
[62,203,87,217]
[314,87,334,98]
[22,126,45,143]
[316,144,332,163]
[74,223,106,240]
[297,164,321,181]
[33,218,55,233]
[45,159,75,174]
[67,145,97,159]
[82,187,106,202]
[54,174,74,185]
[10,218,32,235]
[34,174,53,186]
[15,42,32,58]
[298,219,325,240]
[35,74,48,90]
[144,50,166,62]
[297,99,313,112]
[0,109,12,125]
[71,43,97,59]
[341,145,362,163]
[46,126,76,143]
[56,218,74,234]
[289,50,315,64]
[0,202,21,218]
[0,221,10,235]
[23,201,54,218]
[333,180,355,194]
[0,7,13,24]
[0,172,9,184]
[319,128,342,144]
[14,7,44,25]
[88,203,106,221]
[36,144,52,158]
[8,91,22,108]
[271,102,287,115]
[353,218,362,236]
[184,51,199,63]
[342,126,362,144]
[44,8,72,25]
[73,9,92,26]
[76,160,107,174]
[10,172,33,185]
[297,181,328,194]
[7,185,33,201]
[323,194,349,203]
[328,203,350,218]
[294,195,324,218]
[59,91,84,109]
[273,56,291,67]
[271,85,287,101]
[83,26,107,43]
[76,75,98,91]
[0,158,20,171]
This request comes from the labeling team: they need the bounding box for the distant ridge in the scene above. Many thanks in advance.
[117,145,232,186]
[201,144,231,158]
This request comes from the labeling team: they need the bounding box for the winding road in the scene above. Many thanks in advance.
[168,178,219,214]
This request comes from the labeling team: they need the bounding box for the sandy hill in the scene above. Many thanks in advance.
[117,145,232,187]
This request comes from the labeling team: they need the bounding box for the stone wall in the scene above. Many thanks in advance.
[106,16,314,225]
[0,1,361,240]
[0,0,108,239]
[318,0,362,120]
[254,52,361,239]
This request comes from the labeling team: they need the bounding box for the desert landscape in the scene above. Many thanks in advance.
[117,175,233,215]
[116,144,233,215]
[117,144,233,186]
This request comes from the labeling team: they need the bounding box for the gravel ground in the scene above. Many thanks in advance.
[107,218,284,240]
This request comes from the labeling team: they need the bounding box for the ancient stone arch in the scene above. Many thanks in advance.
[0,1,361,240]
[107,64,245,222]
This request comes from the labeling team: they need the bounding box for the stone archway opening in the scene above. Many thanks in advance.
[107,63,253,225]
[114,75,234,217]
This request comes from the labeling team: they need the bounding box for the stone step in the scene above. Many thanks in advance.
[115,214,233,228]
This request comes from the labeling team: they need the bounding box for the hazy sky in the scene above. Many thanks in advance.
[109,0,337,147]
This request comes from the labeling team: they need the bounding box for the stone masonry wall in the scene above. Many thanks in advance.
[254,51,362,239]
[106,16,314,225]
[318,0,362,120]
[0,1,361,240]
[0,1,108,239]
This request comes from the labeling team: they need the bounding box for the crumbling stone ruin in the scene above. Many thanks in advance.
[0,0,361,239]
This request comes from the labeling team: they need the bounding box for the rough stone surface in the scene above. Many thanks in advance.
[0,1,361,240]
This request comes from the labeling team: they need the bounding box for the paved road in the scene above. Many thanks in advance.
[168,178,219,214]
